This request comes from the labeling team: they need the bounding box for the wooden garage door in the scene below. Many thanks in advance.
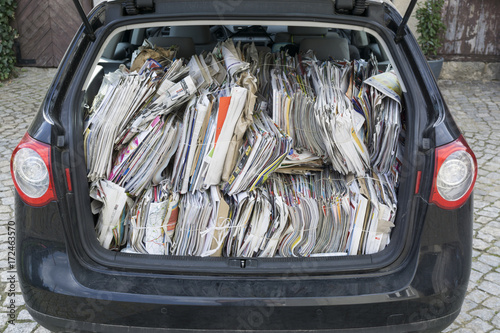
[440,0,499,61]
[14,0,93,67]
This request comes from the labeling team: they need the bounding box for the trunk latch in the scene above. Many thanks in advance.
[229,259,257,268]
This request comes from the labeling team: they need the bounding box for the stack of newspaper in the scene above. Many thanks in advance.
[85,38,403,257]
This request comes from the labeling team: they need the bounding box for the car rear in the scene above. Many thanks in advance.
[11,0,476,332]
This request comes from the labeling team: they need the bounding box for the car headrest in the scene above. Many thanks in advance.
[148,37,196,59]
[299,37,350,61]
[169,25,212,44]
[326,31,340,38]
[352,31,369,48]
[288,26,328,36]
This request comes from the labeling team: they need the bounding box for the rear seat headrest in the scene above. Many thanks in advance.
[299,37,350,61]
[148,37,196,59]
[169,25,212,44]
[353,31,369,48]
[288,26,329,36]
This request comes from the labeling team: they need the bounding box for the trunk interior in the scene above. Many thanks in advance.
[73,22,415,275]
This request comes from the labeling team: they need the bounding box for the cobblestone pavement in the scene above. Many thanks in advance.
[0,67,499,332]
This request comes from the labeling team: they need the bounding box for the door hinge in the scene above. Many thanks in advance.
[334,0,367,15]
[124,0,155,15]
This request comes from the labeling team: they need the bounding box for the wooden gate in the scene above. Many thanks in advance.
[440,0,499,61]
[13,0,93,67]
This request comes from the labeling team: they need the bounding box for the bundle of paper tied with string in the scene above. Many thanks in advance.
[83,36,403,259]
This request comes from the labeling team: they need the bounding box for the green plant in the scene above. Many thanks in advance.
[416,0,446,58]
[0,0,17,81]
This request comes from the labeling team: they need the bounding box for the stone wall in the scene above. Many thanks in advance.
[441,62,500,81]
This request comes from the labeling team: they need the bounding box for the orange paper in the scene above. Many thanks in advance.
[214,96,231,146]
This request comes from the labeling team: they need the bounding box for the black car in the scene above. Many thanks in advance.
[11,0,477,332]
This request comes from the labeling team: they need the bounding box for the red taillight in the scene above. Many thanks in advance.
[430,135,477,210]
[10,133,56,207]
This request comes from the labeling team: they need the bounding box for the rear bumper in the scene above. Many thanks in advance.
[27,303,461,333]
[21,257,463,333]
[16,195,473,332]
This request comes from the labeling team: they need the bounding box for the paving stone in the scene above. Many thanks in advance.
[2,179,14,187]
[442,322,459,332]
[479,225,500,238]
[475,231,496,244]
[0,312,9,328]
[0,261,11,269]
[471,249,481,258]
[471,261,493,274]
[484,271,500,283]
[16,309,33,321]
[475,216,491,224]
[463,298,480,313]
[3,322,37,333]
[4,281,21,294]
[482,207,500,214]
[454,329,476,333]
[464,318,493,333]
[455,312,473,326]
[492,313,500,329]
[476,210,498,218]
[483,296,500,310]
[469,308,494,322]
[477,253,500,268]
[0,206,12,214]
[2,294,25,308]
[466,289,489,305]
[488,246,500,256]
[478,280,500,296]
[0,191,12,198]
[1,197,14,206]
[472,238,490,251]
[468,269,482,284]
[473,200,488,210]
[34,326,53,333]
